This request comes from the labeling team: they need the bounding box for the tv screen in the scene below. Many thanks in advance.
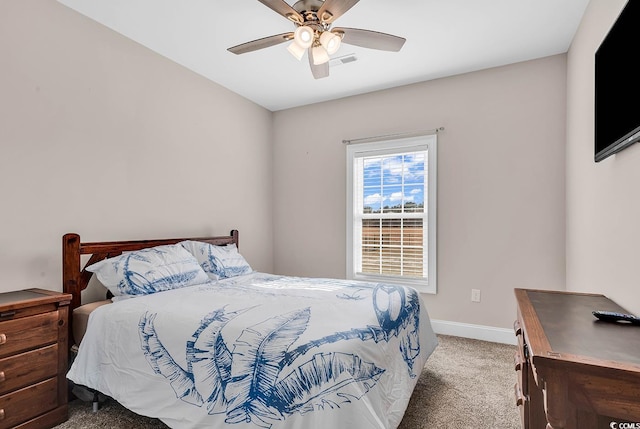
[595,1,640,162]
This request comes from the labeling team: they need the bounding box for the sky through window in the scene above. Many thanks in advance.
[362,152,425,213]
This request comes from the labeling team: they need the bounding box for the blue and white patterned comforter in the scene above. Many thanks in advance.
[67,272,438,429]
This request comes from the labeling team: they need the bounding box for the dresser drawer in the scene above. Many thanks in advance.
[0,377,58,429]
[0,344,58,395]
[513,319,528,392]
[514,382,526,428]
[514,349,525,393]
[0,312,59,359]
[0,303,58,322]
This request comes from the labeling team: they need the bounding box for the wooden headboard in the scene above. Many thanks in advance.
[62,229,239,314]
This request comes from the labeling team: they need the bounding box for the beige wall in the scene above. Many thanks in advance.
[273,56,567,329]
[0,0,274,293]
[566,0,640,314]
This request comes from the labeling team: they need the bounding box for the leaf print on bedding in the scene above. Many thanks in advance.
[272,352,385,415]
[139,280,424,427]
[186,306,255,414]
[119,247,205,296]
[224,308,310,426]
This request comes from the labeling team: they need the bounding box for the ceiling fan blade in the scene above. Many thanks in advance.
[227,32,294,55]
[333,27,406,52]
[308,49,329,79]
[317,0,360,24]
[257,0,304,24]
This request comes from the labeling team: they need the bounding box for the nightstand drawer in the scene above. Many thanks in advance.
[0,344,58,395]
[0,312,59,358]
[0,377,58,429]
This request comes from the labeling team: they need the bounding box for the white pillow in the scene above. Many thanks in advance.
[86,244,210,297]
[180,241,252,279]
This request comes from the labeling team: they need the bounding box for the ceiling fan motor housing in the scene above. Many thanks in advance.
[291,0,332,32]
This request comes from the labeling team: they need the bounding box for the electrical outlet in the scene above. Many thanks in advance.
[471,289,481,303]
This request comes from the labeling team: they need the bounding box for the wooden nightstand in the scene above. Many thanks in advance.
[0,289,71,429]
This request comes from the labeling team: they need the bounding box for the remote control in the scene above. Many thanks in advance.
[592,310,640,325]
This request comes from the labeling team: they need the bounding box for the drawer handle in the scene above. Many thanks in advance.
[0,372,4,383]
[0,311,15,319]
[0,408,4,420]
[514,383,524,407]
[0,334,5,345]
[513,319,522,336]
[514,351,523,372]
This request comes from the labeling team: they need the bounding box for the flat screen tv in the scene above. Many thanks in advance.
[594,1,640,162]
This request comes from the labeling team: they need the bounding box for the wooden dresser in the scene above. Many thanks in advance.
[514,288,640,429]
[0,289,71,429]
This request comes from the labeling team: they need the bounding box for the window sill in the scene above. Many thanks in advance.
[350,273,436,294]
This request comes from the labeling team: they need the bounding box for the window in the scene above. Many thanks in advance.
[346,134,437,293]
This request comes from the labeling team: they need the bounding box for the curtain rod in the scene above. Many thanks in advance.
[342,127,444,145]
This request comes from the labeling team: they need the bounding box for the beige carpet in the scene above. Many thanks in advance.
[398,335,520,429]
[55,335,520,429]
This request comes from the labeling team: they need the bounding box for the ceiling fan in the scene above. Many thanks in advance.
[227,0,406,79]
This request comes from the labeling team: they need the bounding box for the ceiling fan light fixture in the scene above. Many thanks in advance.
[293,26,314,49]
[287,41,306,61]
[320,31,341,55]
[312,45,330,65]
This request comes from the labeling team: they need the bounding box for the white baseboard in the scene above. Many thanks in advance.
[430,319,516,345]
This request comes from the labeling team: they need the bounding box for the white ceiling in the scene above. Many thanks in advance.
[56,0,590,112]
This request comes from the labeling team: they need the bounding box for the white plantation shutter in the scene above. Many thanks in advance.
[347,134,437,293]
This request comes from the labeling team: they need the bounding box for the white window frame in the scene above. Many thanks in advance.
[346,134,437,294]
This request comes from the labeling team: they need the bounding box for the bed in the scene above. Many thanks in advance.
[63,230,438,429]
